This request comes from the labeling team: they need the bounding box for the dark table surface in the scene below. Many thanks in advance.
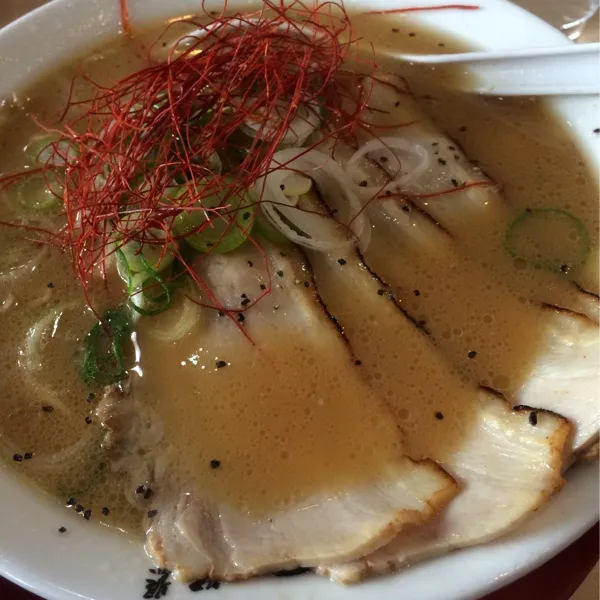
[1,522,597,600]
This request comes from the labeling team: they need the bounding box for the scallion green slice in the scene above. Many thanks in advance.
[25,133,79,166]
[505,208,590,274]
[174,185,254,253]
[17,172,63,212]
[81,308,131,386]
[117,249,173,316]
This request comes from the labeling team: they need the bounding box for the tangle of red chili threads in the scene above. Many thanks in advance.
[0,0,376,326]
[362,5,480,16]
[0,0,488,331]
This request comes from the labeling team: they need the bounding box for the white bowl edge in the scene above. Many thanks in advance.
[0,1,598,599]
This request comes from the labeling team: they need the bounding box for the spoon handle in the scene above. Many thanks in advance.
[395,43,600,96]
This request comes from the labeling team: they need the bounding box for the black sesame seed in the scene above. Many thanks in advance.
[13,454,22,462]
[413,289,420,297]
[85,416,92,424]
[24,452,33,460]
[392,28,399,32]
[280,252,287,257]
[147,510,158,518]
[237,313,245,323]
[58,526,67,533]
[377,289,385,296]
[454,154,461,160]
[241,293,247,299]
[451,178,459,187]
[247,260,254,267]
[379,155,388,163]
[210,459,221,469]
[241,297,251,307]
[467,350,477,359]
[408,32,416,37]
[437,158,447,166]
[358,180,368,187]
[385,189,392,196]
[144,488,154,500]
[529,412,538,426]
[401,205,410,213]
[189,580,205,592]
[260,284,267,290]
[448,145,456,151]
[41,405,54,413]
[216,360,227,369]
[435,411,444,420]
[83,509,92,520]
[276,270,284,278]
[242,212,251,220]
[218,311,225,317]
[303,281,310,288]
[394,101,400,107]
[594,128,600,134]
[47,282,55,288]
[280,184,285,190]
[66,497,77,507]
[354,360,362,366]
[337,258,347,266]
[560,264,569,273]
[75,504,84,513]
[87,393,95,403]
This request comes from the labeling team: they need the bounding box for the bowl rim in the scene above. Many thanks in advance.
[0,1,598,600]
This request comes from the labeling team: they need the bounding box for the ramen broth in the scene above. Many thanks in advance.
[0,14,597,537]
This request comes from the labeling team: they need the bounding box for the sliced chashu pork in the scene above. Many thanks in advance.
[96,380,165,507]
[99,243,457,581]
[305,250,571,583]
[353,73,600,309]
[354,199,599,454]
[323,103,599,452]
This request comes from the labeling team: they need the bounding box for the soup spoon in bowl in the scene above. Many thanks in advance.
[389,42,600,95]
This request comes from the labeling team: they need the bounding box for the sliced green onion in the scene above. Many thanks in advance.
[253,209,290,245]
[174,186,254,253]
[505,208,590,274]
[188,108,215,128]
[17,172,63,212]
[117,249,173,316]
[25,133,79,166]
[117,236,175,274]
[152,91,169,112]
[281,173,313,196]
[81,308,131,387]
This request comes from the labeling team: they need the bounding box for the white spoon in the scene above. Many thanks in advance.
[390,43,600,96]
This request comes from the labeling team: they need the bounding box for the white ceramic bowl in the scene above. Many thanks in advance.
[0,1,598,599]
